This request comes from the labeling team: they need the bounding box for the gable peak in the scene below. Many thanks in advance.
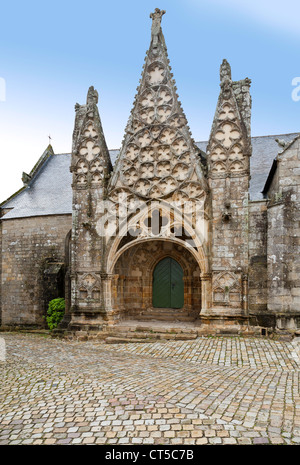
[220,59,232,84]
[108,9,207,200]
[86,86,98,105]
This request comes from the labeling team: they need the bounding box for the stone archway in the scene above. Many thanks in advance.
[111,239,202,322]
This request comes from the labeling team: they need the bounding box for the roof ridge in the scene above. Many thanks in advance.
[251,132,299,139]
[46,132,300,157]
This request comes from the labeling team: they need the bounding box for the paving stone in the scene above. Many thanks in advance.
[0,333,299,445]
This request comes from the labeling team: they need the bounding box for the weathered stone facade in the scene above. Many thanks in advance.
[0,215,71,327]
[264,136,300,330]
[0,9,299,336]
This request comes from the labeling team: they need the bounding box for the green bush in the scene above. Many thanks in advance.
[46,298,65,330]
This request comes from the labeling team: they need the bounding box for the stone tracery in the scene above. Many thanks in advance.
[108,12,206,202]
[207,60,250,177]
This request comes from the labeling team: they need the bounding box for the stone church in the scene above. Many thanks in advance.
[1,9,299,337]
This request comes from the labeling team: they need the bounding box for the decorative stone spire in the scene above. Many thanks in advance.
[206,60,252,316]
[207,59,251,178]
[109,9,206,202]
[71,86,112,189]
[69,86,112,325]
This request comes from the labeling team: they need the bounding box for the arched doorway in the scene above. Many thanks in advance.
[111,239,202,321]
[153,257,184,308]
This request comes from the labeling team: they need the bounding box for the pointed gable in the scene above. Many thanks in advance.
[109,9,206,202]
[71,86,112,190]
[207,60,252,178]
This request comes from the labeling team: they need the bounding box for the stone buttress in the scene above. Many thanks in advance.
[68,86,112,329]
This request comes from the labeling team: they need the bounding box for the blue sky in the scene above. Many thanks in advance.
[0,0,299,202]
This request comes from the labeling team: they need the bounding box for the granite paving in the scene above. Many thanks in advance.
[1,332,300,445]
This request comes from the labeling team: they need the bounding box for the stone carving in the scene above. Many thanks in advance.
[207,60,250,177]
[108,9,207,201]
[150,8,166,50]
[212,271,241,306]
[275,138,288,153]
[86,86,99,105]
[118,240,199,274]
[150,8,166,36]
[78,273,101,300]
[118,108,193,197]
[71,86,111,189]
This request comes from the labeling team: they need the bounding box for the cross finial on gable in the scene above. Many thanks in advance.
[150,8,166,37]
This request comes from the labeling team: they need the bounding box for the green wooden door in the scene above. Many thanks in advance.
[152,257,184,308]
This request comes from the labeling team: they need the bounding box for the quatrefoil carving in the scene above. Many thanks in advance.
[79,140,100,161]
[140,163,154,178]
[148,64,165,85]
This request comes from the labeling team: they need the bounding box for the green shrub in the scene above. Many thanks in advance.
[46,298,65,330]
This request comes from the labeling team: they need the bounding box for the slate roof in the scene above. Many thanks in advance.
[249,133,299,200]
[1,133,298,219]
[1,152,73,219]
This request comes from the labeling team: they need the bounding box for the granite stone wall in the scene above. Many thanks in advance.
[0,215,71,327]
[248,200,268,326]
[266,137,300,330]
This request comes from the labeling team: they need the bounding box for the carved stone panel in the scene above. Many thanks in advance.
[212,271,242,307]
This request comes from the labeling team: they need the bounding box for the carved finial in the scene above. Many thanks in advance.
[22,172,31,186]
[150,8,166,37]
[220,59,232,83]
[275,138,287,148]
[275,138,287,153]
[86,86,98,105]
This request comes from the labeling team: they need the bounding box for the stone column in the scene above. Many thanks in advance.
[111,274,119,310]
[119,275,125,310]
[101,273,115,323]
[199,272,212,316]
[183,276,192,309]
[242,273,248,315]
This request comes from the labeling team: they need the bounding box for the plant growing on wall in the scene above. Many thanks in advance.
[46,298,65,330]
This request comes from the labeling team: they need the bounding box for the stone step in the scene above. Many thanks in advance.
[101,326,198,343]
[130,308,197,322]
[104,331,198,343]
[136,314,196,322]
[132,325,198,334]
[105,336,158,344]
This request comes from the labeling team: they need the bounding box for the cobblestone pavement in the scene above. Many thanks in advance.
[1,332,300,445]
